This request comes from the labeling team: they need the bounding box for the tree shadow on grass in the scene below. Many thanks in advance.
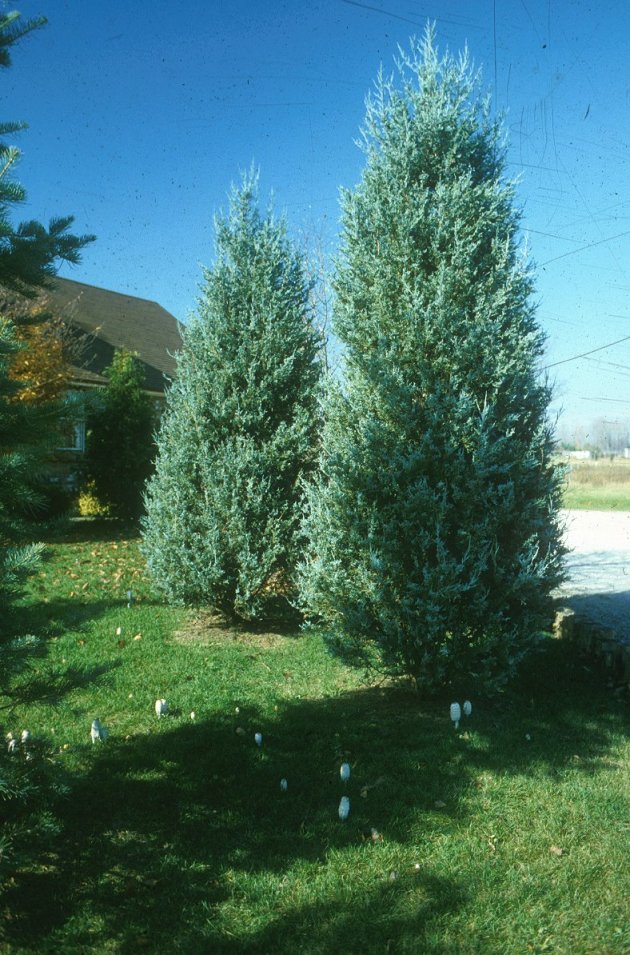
[1,599,122,717]
[7,595,127,643]
[2,660,121,709]
[44,518,141,547]
[0,637,627,953]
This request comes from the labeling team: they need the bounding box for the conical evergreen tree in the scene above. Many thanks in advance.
[300,30,565,692]
[0,11,93,618]
[142,173,322,621]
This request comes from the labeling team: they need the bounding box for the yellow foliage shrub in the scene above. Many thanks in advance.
[77,481,110,517]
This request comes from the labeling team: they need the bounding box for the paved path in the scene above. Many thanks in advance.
[556,510,630,641]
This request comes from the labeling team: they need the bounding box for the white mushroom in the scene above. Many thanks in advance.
[91,719,107,743]
[450,702,461,729]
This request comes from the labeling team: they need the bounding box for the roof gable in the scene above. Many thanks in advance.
[48,277,183,393]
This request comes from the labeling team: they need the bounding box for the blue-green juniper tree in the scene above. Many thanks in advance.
[142,173,322,621]
[300,30,565,692]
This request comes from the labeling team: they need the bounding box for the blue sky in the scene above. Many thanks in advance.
[4,0,630,436]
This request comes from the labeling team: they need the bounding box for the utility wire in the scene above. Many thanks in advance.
[578,395,630,405]
[540,228,630,266]
[544,333,630,369]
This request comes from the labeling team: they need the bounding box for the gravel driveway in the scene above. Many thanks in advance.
[556,509,630,641]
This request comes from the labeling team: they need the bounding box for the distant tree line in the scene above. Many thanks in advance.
[559,417,630,456]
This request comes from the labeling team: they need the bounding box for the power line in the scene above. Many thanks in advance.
[544,333,630,369]
[524,227,581,242]
[578,395,630,405]
[540,228,630,266]
[584,356,630,374]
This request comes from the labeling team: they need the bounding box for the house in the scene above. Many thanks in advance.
[49,276,183,396]
[46,276,183,454]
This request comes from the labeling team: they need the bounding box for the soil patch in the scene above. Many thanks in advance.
[172,610,292,648]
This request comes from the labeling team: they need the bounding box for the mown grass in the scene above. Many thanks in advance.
[562,458,630,510]
[1,521,628,954]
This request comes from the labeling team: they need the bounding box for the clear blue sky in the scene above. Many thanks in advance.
[5,0,630,437]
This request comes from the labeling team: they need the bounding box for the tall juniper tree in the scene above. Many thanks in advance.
[142,173,322,621]
[300,30,565,692]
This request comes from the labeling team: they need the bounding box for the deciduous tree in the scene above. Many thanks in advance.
[84,350,156,521]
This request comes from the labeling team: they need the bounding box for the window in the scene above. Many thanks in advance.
[58,420,86,452]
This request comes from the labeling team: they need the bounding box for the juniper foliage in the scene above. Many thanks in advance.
[142,174,321,621]
[300,30,565,692]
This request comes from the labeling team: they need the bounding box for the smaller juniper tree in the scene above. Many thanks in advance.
[142,173,322,621]
[300,30,565,693]
[84,350,156,521]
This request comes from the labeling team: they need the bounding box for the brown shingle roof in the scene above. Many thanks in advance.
[48,277,183,394]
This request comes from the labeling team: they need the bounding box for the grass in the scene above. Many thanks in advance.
[1,520,629,953]
[562,458,630,510]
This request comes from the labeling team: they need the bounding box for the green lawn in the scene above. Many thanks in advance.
[1,522,628,953]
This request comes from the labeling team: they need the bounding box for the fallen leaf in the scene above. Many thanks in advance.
[117,639,126,649]
[550,845,564,856]
[359,776,386,797]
